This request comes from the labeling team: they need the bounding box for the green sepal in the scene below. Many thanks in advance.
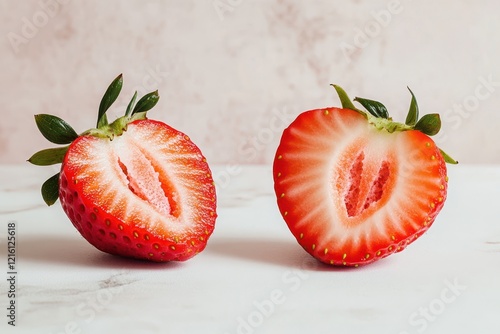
[28,146,68,166]
[331,84,366,118]
[41,173,60,206]
[97,74,123,128]
[132,90,159,115]
[405,87,419,126]
[414,113,441,136]
[439,149,458,164]
[34,114,78,144]
[353,97,389,119]
[125,91,138,117]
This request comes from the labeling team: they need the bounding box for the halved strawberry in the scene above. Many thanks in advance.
[29,74,217,262]
[273,85,457,267]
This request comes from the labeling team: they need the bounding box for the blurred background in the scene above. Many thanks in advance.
[1,0,499,165]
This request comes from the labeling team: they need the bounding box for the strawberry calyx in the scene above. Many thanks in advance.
[331,84,458,165]
[28,74,160,206]
[365,113,413,133]
[82,110,148,140]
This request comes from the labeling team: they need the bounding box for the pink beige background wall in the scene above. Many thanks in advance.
[1,0,499,165]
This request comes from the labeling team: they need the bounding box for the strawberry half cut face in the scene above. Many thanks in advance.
[29,74,217,262]
[273,85,457,267]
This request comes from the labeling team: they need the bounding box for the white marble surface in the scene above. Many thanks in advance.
[2,0,500,164]
[0,164,499,334]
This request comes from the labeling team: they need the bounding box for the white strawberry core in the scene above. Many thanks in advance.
[116,140,174,217]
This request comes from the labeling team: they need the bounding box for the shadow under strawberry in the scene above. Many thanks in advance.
[207,236,397,271]
[19,235,182,270]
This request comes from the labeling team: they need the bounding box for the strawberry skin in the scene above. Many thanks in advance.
[273,86,456,267]
[59,120,216,262]
[29,74,217,262]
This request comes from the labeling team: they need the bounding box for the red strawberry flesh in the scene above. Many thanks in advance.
[274,108,448,266]
[59,120,217,262]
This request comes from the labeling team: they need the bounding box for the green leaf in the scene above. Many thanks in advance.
[41,173,60,206]
[414,113,441,136]
[97,74,123,128]
[331,84,358,111]
[125,91,138,117]
[405,87,419,126]
[353,97,389,119]
[34,114,78,144]
[28,146,68,166]
[132,90,159,115]
[439,149,458,164]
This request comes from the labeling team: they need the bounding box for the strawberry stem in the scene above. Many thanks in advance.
[367,114,412,133]
[82,113,148,140]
